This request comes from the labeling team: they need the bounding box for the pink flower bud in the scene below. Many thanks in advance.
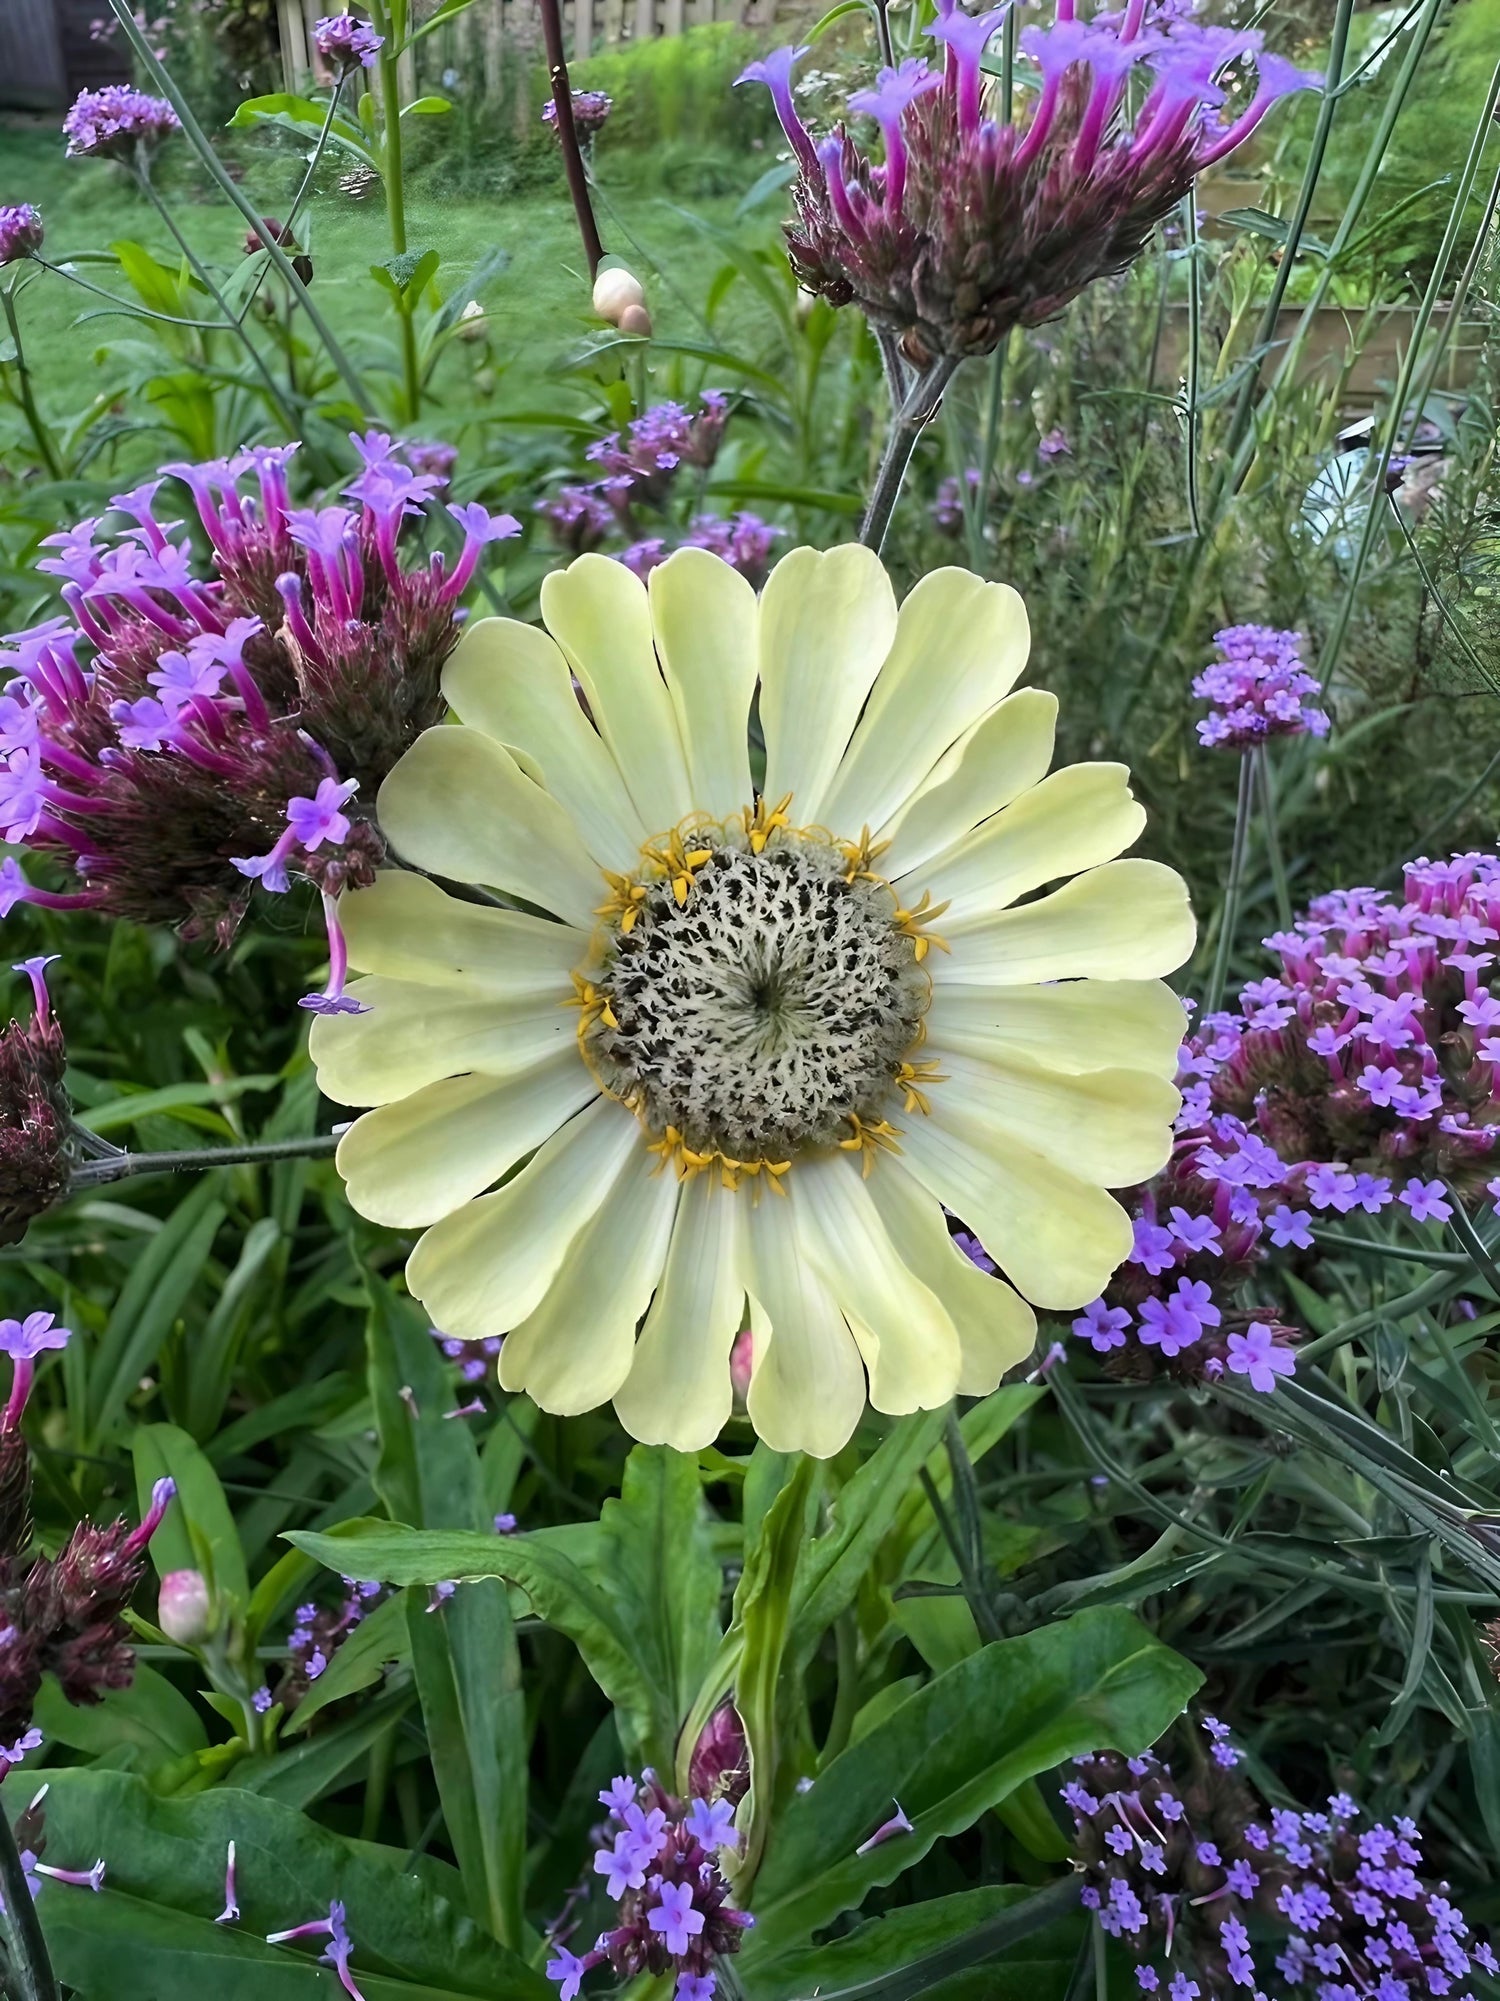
[729,1325,753,1408]
[688,1701,749,1808]
[157,1568,214,1646]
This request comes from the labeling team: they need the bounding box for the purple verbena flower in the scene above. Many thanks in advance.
[63,86,179,159]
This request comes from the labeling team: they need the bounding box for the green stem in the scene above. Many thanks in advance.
[1312,1228,1471,1269]
[33,255,229,328]
[1204,750,1255,1015]
[69,1133,339,1189]
[1181,193,1202,538]
[964,341,1005,572]
[1254,746,1293,928]
[134,159,299,435]
[0,282,63,480]
[822,1611,861,1764]
[1318,61,1500,685]
[861,358,960,553]
[1444,1197,1500,1299]
[104,0,372,412]
[239,79,346,322]
[0,1805,60,2001]
[368,1,421,421]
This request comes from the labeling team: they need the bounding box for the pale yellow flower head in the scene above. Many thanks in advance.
[311,545,1194,1457]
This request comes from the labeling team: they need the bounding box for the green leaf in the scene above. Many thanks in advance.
[745,1880,1085,2001]
[182,1215,283,1440]
[133,1421,249,1609]
[373,248,441,299]
[32,1666,207,1765]
[228,93,378,168]
[366,1282,526,1948]
[744,1608,1201,1952]
[599,1447,723,1772]
[430,247,511,336]
[87,1180,226,1446]
[734,1455,819,1875]
[400,96,453,116]
[108,238,192,317]
[286,1589,412,1734]
[7,1768,551,1998]
[410,0,484,38]
[236,1686,416,1809]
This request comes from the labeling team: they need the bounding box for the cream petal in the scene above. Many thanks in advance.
[818,569,1030,837]
[441,616,647,872]
[407,1096,640,1337]
[743,1186,867,1459]
[309,976,577,1107]
[334,1058,599,1228]
[647,549,758,819]
[338,870,586,996]
[921,1046,1180,1185]
[613,1171,745,1449]
[935,859,1196,987]
[500,1140,680,1414]
[877,689,1059,879]
[793,1153,961,1416]
[377,726,603,928]
[898,1103,1134,1310]
[910,763,1147,927]
[927,979,1187,1079]
[863,1160,1037,1395]
[757,544,898,825]
[539,553,694,830]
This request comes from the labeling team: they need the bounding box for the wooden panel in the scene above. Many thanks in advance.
[573,0,594,60]
[0,0,66,106]
[279,0,311,89]
[633,0,654,38]
[661,0,684,36]
[483,0,504,91]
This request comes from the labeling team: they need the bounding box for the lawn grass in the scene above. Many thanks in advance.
[0,117,772,448]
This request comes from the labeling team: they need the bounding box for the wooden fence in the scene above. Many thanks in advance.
[277,0,758,94]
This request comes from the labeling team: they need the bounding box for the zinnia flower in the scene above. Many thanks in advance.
[311,546,1193,1455]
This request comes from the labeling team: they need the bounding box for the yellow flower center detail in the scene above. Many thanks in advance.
[570,798,948,1184]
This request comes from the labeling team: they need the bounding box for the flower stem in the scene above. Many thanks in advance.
[538,0,606,279]
[0,1807,60,2001]
[860,356,959,553]
[134,160,300,436]
[1180,193,1202,538]
[0,282,63,481]
[69,1133,339,1189]
[1254,746,1293,928]
[104,0,372,414]
[1204,750,1255,1017]
[238,77,346,323]
[367,1,421,422]
[1444,1196,1500,1300]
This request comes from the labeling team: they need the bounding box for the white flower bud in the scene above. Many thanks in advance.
[157,1568,214,1646]
[592,265,646,325]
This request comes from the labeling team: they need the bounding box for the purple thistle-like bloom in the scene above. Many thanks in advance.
[1073,1299,1130,1352]
[312,13,384,69]
[4,433,495,947]
[1,1311,71,1431]
[649,1881,706,1957]
[0,205,43,265]
[537,484,617,555]
[931,467,982,536]
[741,23,1320,361]
[543,89,613,138]
[682,514,781,590]
[1193,624,1330,750]
[63,86,179,160]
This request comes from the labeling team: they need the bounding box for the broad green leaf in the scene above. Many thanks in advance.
[366,1281,526,1948]
[599,1446,723,1772]
[401,96,453,115]
[183,1214,283,1440]
[32,1666,207,1765]
[732,1456,819,1877]
[290,1518,658,1764]
[8,1768,550,1998]
[744,1607,1201,1950]
[78,1074,277,1136]
[744,1880,1084,2001]
[285,1589,412,1735]
[236,1686,416,1809]
[133,1421,249,1609]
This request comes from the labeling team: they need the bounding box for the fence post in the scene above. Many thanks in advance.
[574,0,593,61]
[279,0,311,89]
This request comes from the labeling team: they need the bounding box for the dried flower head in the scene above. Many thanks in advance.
[741,11,1319,361]
[0,959,70,1245]
[543,90,614,139]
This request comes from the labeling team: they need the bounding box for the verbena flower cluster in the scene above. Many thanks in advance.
[1071,1092,1300,1392]
[543,89,614,138]
[1,1316,175,1769]
[1,436,514,998]
[0,204,44,266]
[536,394,778,585]
[741,7,1319,362]
[312,13,384,70]
[1194,626,1330,750]
[62,85,180,160]
[1189,855,1500,1213]
[254,1578,385,1716]
[545,1771,754,2000]
[1066,1722,1497,2001]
